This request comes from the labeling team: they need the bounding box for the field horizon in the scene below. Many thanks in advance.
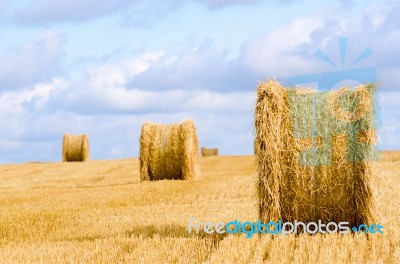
[0,153,399,263]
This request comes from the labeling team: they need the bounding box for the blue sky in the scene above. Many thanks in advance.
[0,0,399,163]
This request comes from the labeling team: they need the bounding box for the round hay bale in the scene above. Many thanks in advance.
[139,119,201,181]
[255,79,378,229]
[201,147,218,157]
[62,133,90,162]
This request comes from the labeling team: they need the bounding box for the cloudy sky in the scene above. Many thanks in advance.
[0,0,399,163]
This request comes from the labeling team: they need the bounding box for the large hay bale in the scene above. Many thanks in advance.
[62,133,89,162]
[139,119,201,181]
[201,147,219,157]
[255,80,379,228]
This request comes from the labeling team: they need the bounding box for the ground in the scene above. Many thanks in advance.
[0,153,399,263]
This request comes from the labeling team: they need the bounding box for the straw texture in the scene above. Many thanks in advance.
[255,80,378,228]
[62,133,89,162]
[139,119,200,181]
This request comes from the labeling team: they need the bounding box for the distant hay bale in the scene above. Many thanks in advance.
[139,119,201,181]
[201,147,219,157]
[62,133,89,162]
[255,79,379,228]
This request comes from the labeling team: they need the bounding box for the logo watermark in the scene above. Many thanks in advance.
[283,37,381,166]
[188,217,384,239]
[285,37,376,91]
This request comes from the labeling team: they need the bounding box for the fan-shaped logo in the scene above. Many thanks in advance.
[284,37,381,166]
[285,37,376,90]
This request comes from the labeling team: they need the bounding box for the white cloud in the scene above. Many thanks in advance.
[243,16,325,77]
[0,30,66,90]
[11,0,266,25]
[46,47,255,114]
[0,78,68,114]
[363,0,393,30]
[13,0,186,25]
[85,51,164,90]
[13,0,132,24]
[52,84,254,114]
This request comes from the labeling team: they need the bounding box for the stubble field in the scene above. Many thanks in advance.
[0,152,399,263]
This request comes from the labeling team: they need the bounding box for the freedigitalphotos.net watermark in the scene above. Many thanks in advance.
[188,217,383,239]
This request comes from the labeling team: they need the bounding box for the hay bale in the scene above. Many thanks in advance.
[139,119,201,181]
[255,79,378,228]
[62,133,89,162]
[201,147,219,157]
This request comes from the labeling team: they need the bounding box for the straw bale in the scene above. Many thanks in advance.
[255,80,378,228]
[62,133,89,162]
[140,119,200,181]
[201,147,219,157]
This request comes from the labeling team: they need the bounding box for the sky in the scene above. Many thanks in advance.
[0,0,399,163]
